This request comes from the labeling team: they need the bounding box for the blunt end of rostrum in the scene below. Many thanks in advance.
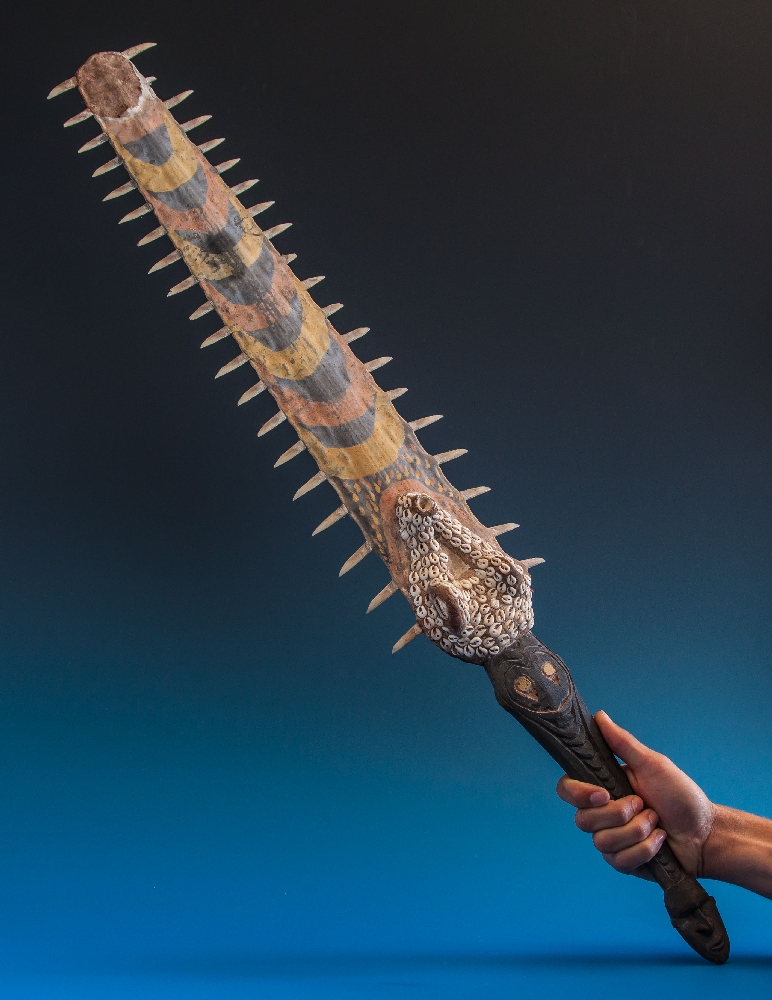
[77,52,142,119]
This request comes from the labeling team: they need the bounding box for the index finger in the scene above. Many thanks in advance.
[557,775,610,808]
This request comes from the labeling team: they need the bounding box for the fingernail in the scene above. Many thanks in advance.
[590,790,608,806]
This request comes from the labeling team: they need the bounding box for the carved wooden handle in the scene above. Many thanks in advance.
[485,631,730,964]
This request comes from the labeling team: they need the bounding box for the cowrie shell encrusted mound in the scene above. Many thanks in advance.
[395,492,534,663]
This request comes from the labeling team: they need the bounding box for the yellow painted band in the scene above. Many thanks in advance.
[298,391,405,481]
[112,109,199,194]
[258,292,331,381]
[167,200,266,282]
[225,282,332,382]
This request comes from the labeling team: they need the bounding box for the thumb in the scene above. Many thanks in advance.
[595,710,651,769]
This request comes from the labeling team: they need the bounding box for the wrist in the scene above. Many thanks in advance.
[700,803,730,881]
[701,803,772,898]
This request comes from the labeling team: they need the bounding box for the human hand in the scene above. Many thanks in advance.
[556,711,716,878]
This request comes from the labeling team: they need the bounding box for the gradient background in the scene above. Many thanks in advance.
[1,1,771,996]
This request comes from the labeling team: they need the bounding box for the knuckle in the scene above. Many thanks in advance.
[604,852,632,874]
[574,810,591,832]
[624,839,660,870]
[643,832,664,861]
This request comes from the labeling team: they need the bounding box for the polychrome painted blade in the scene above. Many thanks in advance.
[54,47,544,662]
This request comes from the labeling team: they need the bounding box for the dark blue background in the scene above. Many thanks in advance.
[1,1,771,994]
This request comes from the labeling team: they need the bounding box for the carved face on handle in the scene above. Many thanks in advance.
[664,888,730,964]
[395,492,534,663]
